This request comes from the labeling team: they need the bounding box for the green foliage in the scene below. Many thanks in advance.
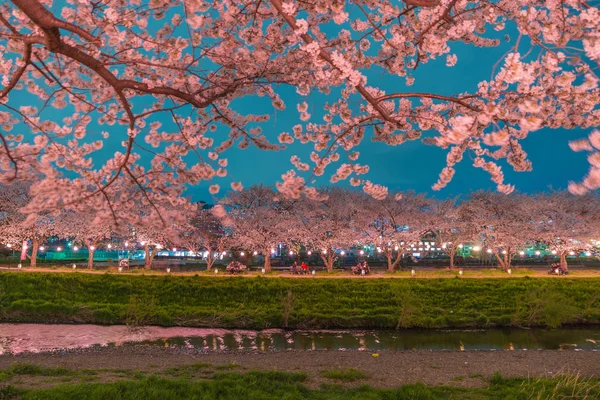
[321,368,369,382]
[393,288,426,329]
[512,286,581,328]
[2,370,599,400]
[0,364,72,383]
[1,365,600,400]
[281,289,295,328]
[126,294,158,326]
[0,272,599,329]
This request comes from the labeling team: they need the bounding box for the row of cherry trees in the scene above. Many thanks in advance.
[224,186,600,272]
[3,182,599,272]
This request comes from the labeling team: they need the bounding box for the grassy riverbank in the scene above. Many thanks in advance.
[0,272,599,329]
[0,363,599,400]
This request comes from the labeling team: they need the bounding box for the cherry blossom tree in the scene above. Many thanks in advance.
[431,198,478,270]
[1,0,599,219]
[177,205,232,270]
[58,210,114,269]
[129,201,185,269]
[530,192,600,271]
[463,191,535,271]
[220,185,295,272]
[293,187,365,272]
[363,191,432,272]
[0,181,54,266]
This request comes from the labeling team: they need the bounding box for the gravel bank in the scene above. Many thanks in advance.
[1,346,598,388]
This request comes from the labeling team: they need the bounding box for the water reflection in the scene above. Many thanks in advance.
[0,324,599,355]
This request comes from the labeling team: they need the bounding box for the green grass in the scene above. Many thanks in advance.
[321,368,369,382]
[0,272,599,329]
[1,369,599,400]
[0,364,73,383]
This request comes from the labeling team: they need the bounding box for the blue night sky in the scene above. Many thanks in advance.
[11,4,594,203]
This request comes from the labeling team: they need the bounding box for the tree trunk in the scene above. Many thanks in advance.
[30,238,39,268]
[493,251,508,271]
[264,252,271,273]
[144,244,155,269]
[504,252,512,270]
[88,248,95,269]
[206,252,216,270]
[449,247,456,270]
[560,252,568,271]
[386,251,394,272]
[320,252,334,272]
[390,248,403,272]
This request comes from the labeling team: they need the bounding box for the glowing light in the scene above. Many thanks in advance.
[323,249,327,254]
[473,246,480,252]
[140,241,146,246]
[377,248,382,253]
[535,251,541,256]
[6,244,11,248]
[240,251,245,256]
[394,246,399,251]
[340,251,345,256]
[519,251,525,255]
[125,242,129,247]
[74,246,79,251]
[569,251,575,255]
[253,251,258,255]
[359,250,365,255]
[458,244,463,248]
[172,247,177,252]
[39,246,45,251]
[487,249,493,254]
[502,250,507,255]
[307,251,312,255]
[289,251,294,255]
[156,244,163,250]
[271,249,276,254]
[107,244,112,249]
[551,250,557,255]
[90,246,95,250]
[57,247,62,252]
[586,251,591,257]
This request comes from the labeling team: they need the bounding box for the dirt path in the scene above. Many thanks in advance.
[1,346,598,389]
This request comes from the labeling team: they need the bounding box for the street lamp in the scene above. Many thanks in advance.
[473,246,480,252]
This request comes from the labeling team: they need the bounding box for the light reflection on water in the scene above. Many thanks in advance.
[0,324,599,355]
